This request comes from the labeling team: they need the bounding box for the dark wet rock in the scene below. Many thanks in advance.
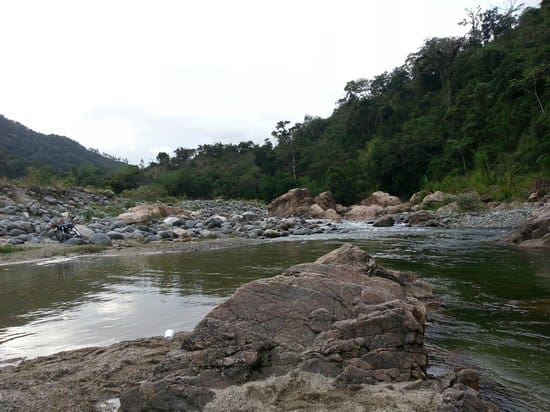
[7,221,33,233]
[157,230,175,239]
[9,228,27,237]
[144,234,163,243]
[65,237,84,246]
[373,215,395,227]
[8,238,25,245]
[106,231,125,240]
[293,227,313,236]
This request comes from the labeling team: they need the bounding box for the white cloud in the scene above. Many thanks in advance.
[0,0,541,164]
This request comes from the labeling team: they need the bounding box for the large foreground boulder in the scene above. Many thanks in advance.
[0,245,496,411]
[119,244,440,410]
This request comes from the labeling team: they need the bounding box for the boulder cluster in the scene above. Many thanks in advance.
[1,183,544,249]
[267,188,451,227]
[0,185,341,247]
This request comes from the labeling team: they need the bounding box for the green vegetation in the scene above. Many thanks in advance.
[0,115,125,178]
[2,3,548,204]
[0,245,20,254]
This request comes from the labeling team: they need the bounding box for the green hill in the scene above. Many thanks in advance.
[123,2,547,203]
[0,115,124,178]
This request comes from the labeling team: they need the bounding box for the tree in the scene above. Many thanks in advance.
[409,37,464,108]
[156,152,170,167]
[171,147,196,168]
[460,5,521,46]
[272,120,299,181]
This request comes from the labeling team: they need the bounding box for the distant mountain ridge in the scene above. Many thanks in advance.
[0,114,125,178]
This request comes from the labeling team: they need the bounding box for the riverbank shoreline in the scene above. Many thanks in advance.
[0,202,543,267]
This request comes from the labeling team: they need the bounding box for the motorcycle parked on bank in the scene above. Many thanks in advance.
[50,221,82,243]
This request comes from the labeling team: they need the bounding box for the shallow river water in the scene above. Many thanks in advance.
[0,224,548,411]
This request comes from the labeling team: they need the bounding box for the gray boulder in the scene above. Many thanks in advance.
[65,237,84,246]
[373,215,395,227]
[144,234,162,243]
[106,231,124,240]
[262,228,281,238]
[89,233,112,246]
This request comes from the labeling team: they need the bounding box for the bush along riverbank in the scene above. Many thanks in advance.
[0,184,548,263]
[0,245,498,411]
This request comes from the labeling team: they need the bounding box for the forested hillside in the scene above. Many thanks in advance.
[7,2,549,203]
[109,2,546,204]
[0,115,124,178]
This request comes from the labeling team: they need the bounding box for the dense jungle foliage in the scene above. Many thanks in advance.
[3,3,549,204]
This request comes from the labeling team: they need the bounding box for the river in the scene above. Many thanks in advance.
[0,223,548,411]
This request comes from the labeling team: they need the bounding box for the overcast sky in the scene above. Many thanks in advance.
[0,0,541,164]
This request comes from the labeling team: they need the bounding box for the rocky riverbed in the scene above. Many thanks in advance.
[0,184,547,266]
[0,245,498,411]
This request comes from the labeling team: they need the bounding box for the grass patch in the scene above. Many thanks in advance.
[0,245,20,254]
[422,171,542,202]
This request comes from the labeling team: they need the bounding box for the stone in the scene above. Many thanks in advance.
[409,191,428,206]
[65,237,84,246]
[119,245,435,411]
[118,204,189,225]
[267,188,315,217]
[174,228,193,239]
[455,368,480,390]
[8,238,24,245]
[508,204,550,248]
[373,215,395,227]
[293,228,313,236]
[89,233,112,246]
[43,196,58,205]
[344,205,382,220]
[9,228,27,237]
[106,231,124,240]
[422,191,454,208]
[75,225,95,240]
[361,191,402,207]
[407,210,436,226]
[386,203,411,214]
[157,230,174,239]
[309,204,327,219]
[324,208,341,220]
[163,216,182,226]
[314,191,337,211]
[144,234,162,243]
[262,229,281,238]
